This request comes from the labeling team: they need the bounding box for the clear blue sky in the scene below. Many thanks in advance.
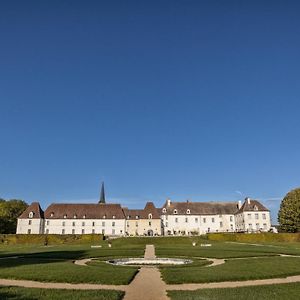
[1,1,300,223]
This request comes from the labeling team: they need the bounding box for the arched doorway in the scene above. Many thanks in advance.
[147,229,153,236]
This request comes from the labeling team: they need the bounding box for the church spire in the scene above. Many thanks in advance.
[99,182,106,204]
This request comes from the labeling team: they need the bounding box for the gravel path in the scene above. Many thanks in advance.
[144,244,156,259]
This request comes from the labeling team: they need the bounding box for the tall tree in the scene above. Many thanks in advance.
[278,188,300,233]
[0,199,28,233]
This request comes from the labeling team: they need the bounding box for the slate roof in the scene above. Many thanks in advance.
[237,199,269,213]
[123,202,160,219]
[44,203,125,219]
[19,202,44,219]
[161,200,239,215]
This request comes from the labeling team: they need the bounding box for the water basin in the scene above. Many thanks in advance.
[107,258,192,266]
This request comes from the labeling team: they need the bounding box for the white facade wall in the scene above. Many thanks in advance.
[235,212,271,232]
[43,219,126,236]
[126,219,162,236]
[161,214,236,235]
[16,218,44,234]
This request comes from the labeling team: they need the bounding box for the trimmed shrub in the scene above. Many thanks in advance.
[207,233,300,243]
[0,234,104,245]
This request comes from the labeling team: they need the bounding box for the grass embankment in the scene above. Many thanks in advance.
[0,242,144,285]
[168,282,300,300]
[0,286,124,300]
[161,256,300,284]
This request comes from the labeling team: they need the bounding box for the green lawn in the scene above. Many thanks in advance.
[0,237,300,285]
[0,286,124,300]
[168,282,300,300]
[161,256,300,284]
[0,242,143,285]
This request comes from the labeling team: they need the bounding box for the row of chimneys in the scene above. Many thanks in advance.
[166,197,252,209]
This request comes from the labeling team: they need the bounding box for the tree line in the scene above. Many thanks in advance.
[0,198,28,234]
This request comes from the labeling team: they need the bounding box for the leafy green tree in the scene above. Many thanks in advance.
[0,199,28,233]
[278,188,300,232]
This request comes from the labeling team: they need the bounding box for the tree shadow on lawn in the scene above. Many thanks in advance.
[0,250,88,269]
[0,286,37,300]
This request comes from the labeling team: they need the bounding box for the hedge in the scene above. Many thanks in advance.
[207,232,300,243]
[0,234,104,245]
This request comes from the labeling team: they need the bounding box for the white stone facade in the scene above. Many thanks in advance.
[16,198,271,236]
[43,218,126,235]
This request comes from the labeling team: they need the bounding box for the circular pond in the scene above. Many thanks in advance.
[107,258,192,266]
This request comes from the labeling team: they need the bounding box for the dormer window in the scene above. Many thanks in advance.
[186,209,190,214]
[148,213,152,219]
[73,214,77,219]
[136,215,139,219]
[162,208,166,213]
[28,212,34,218]
[63,215,67,219]
[112,215,115,219]
[50,212,54,217]
[83,215,86,219]
[127,215,130,219]
[103,215,106,219]
[254,205,258,211]
[174,209,177,214]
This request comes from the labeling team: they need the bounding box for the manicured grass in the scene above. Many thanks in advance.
[0,237,300,285]
[168,282,300,300]
[0,286,124,300]
[161,256,300,284]
[0,257,138,285]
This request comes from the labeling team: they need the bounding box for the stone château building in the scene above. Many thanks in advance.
[16,183,271,236]
[17,194,271,236]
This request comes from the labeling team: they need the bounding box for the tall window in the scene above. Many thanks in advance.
[82,229,85,234]
[27,229,31,234]
[255,213,259,220]
[112,222,115,227]
[28,220,32,225]
[72,229,75,234]
[46,220,50,226]
[62,229,65,234]
[45,229,49,234]
[112,229,115,235]
[82,222,85,226]
[149,221,152,226]
[220,221,223,227]
[203,218,206,223]
[72,222,75,226]
[62,221,65,227]
[212,218,215,223]
[195,218,198,223]
[185,218,188,223]
[102,229,105,234]
[92,221,95,226]
[262,213,266,220]
[92,229,95,234]
[230,216,233,222]
[247,213,251,219]
[102,221,105,227]
[175,218,178,223]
